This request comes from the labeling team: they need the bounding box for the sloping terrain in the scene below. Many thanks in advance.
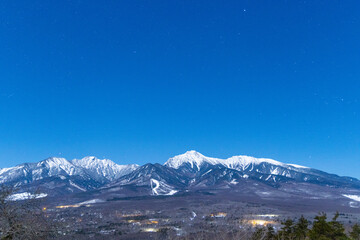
[1,151,360,212]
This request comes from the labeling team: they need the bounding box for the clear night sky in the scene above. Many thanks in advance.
[1,1,360,178]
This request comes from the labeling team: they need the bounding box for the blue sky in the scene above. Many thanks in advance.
[1,1,360,178]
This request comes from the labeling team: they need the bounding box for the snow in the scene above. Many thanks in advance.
[0,167,16,175]
[190,211,197,220]
[224,155,285,170]
[0,166,25,183]
[0,158,86,185]
[7,192,48,201]
[150,179,160,195]
[288,164,309,169]
[164,150,310,172]
[150,178,178,196]
[165,190,178,195]
[40,157,78,176]
[78,199,105,205]
[349,202,359,208]
[271,168,280,175]
[229,179,238,185]
[0,156,139,191]
[69,181,86,191]
[164,150,221,170]
[202,169,213,176]
[72,156,139,181]
[343,194,360,202]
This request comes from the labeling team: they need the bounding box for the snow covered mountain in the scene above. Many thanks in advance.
[165,150,307,172]
[0,157,99,195]
[106,163,187,196]
[72,156,139,182]
[0,157,87,185]
[165,150,221,170]
[90,150,360,204]
[1,151,360,201]
[0,156,139,196]
[164,151,360,188]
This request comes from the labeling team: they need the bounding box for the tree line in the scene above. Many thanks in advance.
[252,213,360,240]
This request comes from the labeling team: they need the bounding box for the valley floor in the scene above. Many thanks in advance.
[42,192,360,239]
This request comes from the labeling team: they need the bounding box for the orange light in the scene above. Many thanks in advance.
[248,220,276,226]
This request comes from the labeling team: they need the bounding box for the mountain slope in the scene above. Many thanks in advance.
[1,151,360,204]
[0,156,139,197]
[105,163,188,196]
[0,157,87,185]
[165,151,360,188]
[72,156,139,182]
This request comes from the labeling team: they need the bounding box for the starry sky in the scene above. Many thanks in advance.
[1,1,360,178]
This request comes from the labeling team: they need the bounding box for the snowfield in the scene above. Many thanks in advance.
[343,194,360,202]
[150,179,178,196]
[7,192,48,201]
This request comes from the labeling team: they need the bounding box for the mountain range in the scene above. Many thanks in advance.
[0,156,138,195]
[1,150,360,210]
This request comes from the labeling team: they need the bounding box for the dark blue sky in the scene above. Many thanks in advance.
[1,1,360,178]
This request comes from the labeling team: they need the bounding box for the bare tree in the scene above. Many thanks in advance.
[0,185,54,240]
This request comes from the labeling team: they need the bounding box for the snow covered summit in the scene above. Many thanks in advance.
[164,150,309,171]
[164,150,221,170]
[72,156,139,182]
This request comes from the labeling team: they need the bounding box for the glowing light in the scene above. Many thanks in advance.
[248,220,276,226]
[55,203,92,209]
[210,212,227,218]
[147,220,158,224]
[142,228,159,232]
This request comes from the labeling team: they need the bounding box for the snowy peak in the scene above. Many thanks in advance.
[162,151,360,188]
[164,150,221,170]
[71,156,117,170]
[72,156,139,181]
[37,157,81,177]
[222,155,311,171]
[0,156,139,189]
[223,155,286,170]
[1,152,360,199]
[164,150,310,173]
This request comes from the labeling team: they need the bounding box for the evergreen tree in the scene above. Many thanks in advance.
[308,213,332,240]
[294,215,309,240]
[266,225,276,240]
[278,219,295,240]
[328,212,348,240]
[350,224,360,240]
[308,212,349,240]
